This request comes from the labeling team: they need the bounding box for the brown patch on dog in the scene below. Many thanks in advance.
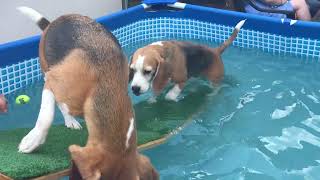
[69,92,138,179]
[201,49,224,84]
[58,57,158,179]
[150,54,171,95]
[158,42,188,85]
[55,48,157,180]
[45,49,97,117]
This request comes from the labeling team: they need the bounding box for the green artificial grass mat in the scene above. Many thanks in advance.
[0,86,210,179]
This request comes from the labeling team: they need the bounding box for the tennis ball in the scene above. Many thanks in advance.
[15,95,30,105]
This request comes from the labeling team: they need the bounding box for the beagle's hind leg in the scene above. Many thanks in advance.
[47,49,96,129]
[58,102,82,130]
[18,84,55,153]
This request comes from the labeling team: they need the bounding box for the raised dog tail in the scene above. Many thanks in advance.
[218,19,246,53]
[17,6,50,31]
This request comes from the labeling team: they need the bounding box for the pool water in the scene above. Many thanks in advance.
[127,40,320,180]
[0,81,78,130]
[1,39,320,180]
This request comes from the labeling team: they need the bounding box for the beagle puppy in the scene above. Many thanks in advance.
[0,94,8,113]
[17,7,158,180]
[129,20,245,101]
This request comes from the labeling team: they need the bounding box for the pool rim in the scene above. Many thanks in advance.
[1,2,320,67]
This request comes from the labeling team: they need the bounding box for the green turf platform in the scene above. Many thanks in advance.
[0,87,210,179]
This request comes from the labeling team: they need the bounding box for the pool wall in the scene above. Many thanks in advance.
[1,1,320,95]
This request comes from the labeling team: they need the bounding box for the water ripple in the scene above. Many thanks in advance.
[289,90,296,97]
[260,126,320,154]
[272,80,283,86]
[275,92,284,99]
[307,93,320,104]
[300,100,320,133]
[271,103,297,120]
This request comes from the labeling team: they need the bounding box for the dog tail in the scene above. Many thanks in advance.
[218,19,246,53]
[17,6,50,31]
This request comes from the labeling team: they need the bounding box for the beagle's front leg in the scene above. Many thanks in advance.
[147,96,157,104]
[165,83,184,102]
[18,88,55,153]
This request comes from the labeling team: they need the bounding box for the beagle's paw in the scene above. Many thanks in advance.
[165,90,180,102]
[18,128,47,153]
[58,103,82,130]
[165,84,181,102]
[65,116,82,130]
[147,96,157,104]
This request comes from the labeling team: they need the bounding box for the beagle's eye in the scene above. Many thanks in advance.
[143,69,152,75]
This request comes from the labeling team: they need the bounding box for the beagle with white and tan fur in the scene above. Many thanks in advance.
[129,20,245,101]
[17,7,158,180]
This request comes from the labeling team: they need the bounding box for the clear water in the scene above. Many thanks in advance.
[2,39,320,180]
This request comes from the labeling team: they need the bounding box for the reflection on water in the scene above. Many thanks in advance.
[260,126,320,154]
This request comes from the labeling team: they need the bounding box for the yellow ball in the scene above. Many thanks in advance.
[15,95,30,104]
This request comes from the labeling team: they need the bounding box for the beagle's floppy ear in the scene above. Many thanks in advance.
[129,55,134,83]
[69,145,101,180]
[152,56,170,95]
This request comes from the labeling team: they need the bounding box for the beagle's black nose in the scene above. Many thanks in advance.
[131,86,141,96]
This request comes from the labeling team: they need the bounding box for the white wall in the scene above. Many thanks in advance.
[0,0,122,44]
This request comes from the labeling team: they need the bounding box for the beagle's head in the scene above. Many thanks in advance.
[129,48,162,96]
